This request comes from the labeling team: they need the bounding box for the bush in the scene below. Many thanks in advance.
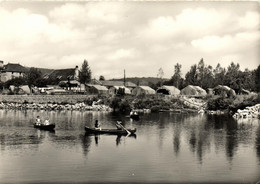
[207,97,232,110]
[119,99,131,113]
[151,105,160,112]
[110,97,121,112]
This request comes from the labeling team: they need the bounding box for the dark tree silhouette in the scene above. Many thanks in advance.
[79,60,92,85]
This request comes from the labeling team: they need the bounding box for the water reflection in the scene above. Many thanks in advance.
[0,128,46,152]
[84,133,137,147]
[81,134,92,157]
[0,110,259,183]
[225,118,238,161]
[173,125,181,156]
[256,125,260,162]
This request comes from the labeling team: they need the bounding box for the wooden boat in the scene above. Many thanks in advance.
[85,126,136,135]
[34,123,55,131]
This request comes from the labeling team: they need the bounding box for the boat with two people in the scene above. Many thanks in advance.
[130,110,139,120]
[34,116,55,131]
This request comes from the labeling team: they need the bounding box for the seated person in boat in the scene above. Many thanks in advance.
[95,120,101,130]
[44,119,50,125]
[115,121,123,130]
[130,110,138,116]
[36,116,41,125]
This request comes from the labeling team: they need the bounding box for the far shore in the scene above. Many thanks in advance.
[0,94,259,118]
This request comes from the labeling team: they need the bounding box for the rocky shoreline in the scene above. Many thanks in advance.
[232,104,260,119]
[0,102,112,111]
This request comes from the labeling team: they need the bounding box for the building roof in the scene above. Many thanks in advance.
[87,84,108,91]
[3,63,28,73]
[20,85,31,94]
[47,68,75,81]
[214,85,231,91]
[37,68,54,76]
[214,85,236,95]
[101,80,136,87]
[192,86,207,95]
[157,85,180,95]
[138,86,156,94]
[181,85,207,96]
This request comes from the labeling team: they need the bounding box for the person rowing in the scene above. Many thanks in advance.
[115,121,123,130]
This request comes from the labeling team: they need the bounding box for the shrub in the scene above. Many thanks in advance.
[151,105,160,112]
[207,97,232,110]
[110,97,121,112]
[119,99,131,113]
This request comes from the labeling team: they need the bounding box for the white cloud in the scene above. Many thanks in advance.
[140,8,259,42]
[238,11,259,30]
[49,3,120,26]
[191,35,233,52]
[87,9,118,23]
[0,3,259,79]
[140,8,231,40]
[107,49,137,60]
[191,31,260,52]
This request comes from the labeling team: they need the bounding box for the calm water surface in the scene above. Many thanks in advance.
[0,110,259,183]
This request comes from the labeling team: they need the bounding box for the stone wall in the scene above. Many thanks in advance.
[0,95,93,104]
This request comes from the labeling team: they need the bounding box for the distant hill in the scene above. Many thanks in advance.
[109,77,168,86]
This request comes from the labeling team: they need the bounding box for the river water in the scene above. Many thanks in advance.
[0,110,259,184]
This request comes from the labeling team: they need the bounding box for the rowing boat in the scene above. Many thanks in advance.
[85,126,136,135]
[34,123,55,131]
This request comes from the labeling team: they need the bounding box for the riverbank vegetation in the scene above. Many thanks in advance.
[207,93,260,113]
[0,93,259,115]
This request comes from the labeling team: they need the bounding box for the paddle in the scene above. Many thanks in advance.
[116,121,131,135]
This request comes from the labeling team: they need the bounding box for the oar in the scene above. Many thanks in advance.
[117,122,131,135]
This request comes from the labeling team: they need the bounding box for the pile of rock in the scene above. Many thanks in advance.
[181,97,207,112]
[0,102,112,112]
[232,104,260,119]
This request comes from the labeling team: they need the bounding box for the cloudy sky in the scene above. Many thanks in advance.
[0,1,259,79]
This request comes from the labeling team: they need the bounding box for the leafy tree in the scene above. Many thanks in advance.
[255,65,260,92]
[79,60,92,85]
[185,64,198,86]
[214,63,226,86]
[200,65,215,89]
[26,67,42,88]
[4,77,27,88]
[224,62,241,93]
[237,69,256,92]
[157,67,164,87]
[99,75,105,81]
[34,78,48,87]
[196,58,205,83]
[171,63,182,89]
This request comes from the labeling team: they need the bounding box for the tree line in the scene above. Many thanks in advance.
[0,58,259,94]
[163,58,260,93]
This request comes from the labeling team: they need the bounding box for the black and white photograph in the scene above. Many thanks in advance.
[0,1,259,184]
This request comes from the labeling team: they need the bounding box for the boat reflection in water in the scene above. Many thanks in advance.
[84,133,137,147]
